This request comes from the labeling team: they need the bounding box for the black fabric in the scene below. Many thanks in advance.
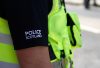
[49,45,56,60]
[0,0,53,50]
[67,13,76,46]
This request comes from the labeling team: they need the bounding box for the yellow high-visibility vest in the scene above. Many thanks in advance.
[0,17,20,68]
[48,0,82,68]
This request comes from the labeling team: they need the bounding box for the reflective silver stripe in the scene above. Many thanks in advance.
[0,33,13,45]
[0,62,20,68]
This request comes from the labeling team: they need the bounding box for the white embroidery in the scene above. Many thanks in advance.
[25,30,42,40]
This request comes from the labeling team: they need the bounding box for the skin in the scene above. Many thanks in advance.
[16,46,52,68]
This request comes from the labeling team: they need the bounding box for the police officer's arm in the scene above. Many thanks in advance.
[16,46,52,68]
[4,0,52,68]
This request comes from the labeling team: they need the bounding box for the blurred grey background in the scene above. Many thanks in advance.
[66,0,100,68]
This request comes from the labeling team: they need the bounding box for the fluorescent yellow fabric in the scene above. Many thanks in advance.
[48,0,74,68]
[48,0,82,67]
[0,17,18,64]
[49,0,61,17]
[48,3,72,67]
[67,12,82,48]
[0,18,10,35]
[0,43,18,64]
[48,6,68,60]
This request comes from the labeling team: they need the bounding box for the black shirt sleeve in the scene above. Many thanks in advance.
[1,0,52,50]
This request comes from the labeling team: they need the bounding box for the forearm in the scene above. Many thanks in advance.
[16,46,52,68]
